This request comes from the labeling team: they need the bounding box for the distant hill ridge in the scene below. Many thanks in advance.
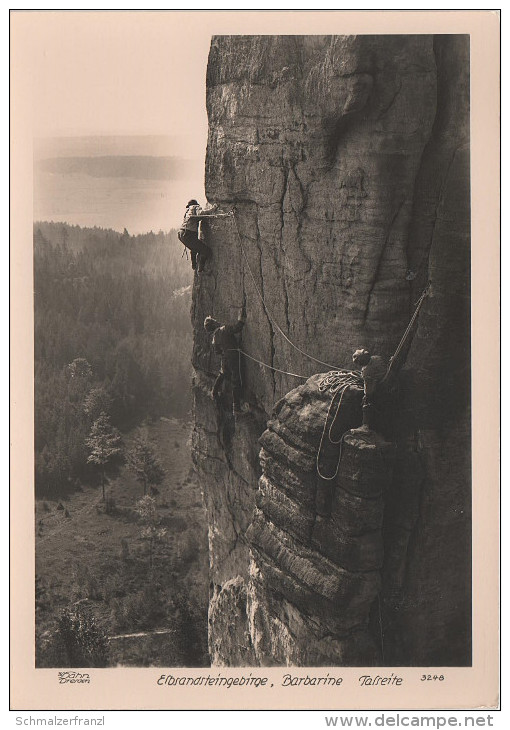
[34,134,197,159]
[37,155,196,181]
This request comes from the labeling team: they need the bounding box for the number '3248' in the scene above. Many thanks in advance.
[421,675,445,681]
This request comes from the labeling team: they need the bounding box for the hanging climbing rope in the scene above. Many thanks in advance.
[208,209,431,455]
[222,210,433,384]
[230,211,343,371]
[228,348,308,380]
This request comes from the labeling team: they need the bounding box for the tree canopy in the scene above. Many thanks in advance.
[86,412,123,499]
[34,222,193,496]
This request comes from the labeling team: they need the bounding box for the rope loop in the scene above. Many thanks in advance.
[316,386,349,481]
[315,371,363,481]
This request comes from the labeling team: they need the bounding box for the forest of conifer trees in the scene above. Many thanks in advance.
[34,222,193,497]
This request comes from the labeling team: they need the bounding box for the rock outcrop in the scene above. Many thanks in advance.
[191,34,470,666]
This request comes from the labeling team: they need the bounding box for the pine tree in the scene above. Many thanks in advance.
[85,412,122,500]
[68,358,92,379]
[135,495,166,573]
[83,385,113,421]
[126,427,165,496]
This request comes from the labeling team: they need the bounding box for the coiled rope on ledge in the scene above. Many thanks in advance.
[317,369,363,394]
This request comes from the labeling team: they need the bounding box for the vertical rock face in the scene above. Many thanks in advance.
[191,35,470,666]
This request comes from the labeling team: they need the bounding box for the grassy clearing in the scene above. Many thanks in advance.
[35,417,209,667]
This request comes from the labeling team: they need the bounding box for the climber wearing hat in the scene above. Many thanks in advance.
[177,199,215,272]
[178,199,231,272]
[204,304,247,415]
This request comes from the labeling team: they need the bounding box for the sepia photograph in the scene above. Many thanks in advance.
[10,10,499,711]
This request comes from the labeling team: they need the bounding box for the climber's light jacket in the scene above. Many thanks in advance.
[180,204,217,234]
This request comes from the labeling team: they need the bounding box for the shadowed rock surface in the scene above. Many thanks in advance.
[191,34,470,666]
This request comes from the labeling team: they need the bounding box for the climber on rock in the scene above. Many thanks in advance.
[204,304,247,416]
[352,348,389,431]
[177,199,230,272]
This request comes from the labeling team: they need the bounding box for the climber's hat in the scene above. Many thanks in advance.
[187,199,199,208]
[352,348,371,367]
[204,316,221,333]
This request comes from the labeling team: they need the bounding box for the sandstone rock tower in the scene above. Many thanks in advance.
[191,35,470,666]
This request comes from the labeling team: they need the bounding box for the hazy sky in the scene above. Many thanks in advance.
[23,12,211,145]
[13,11,222,230]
